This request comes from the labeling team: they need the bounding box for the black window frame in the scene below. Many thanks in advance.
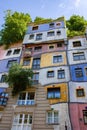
[32,58,40,69]
[76,88,85,97]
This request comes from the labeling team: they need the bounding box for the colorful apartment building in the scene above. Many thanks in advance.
[0,17,87,130]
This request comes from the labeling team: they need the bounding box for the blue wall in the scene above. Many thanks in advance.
[0,57,20,73]
[70,64,87,81]
[26,21,65,34]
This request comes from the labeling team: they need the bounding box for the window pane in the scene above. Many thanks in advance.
[13,49,20,54]
[53,55,62,63]
[58,70,65,79]
[75,68,83,77]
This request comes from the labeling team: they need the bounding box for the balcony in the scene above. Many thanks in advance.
[17,100,35,105]
[23,51,31,58]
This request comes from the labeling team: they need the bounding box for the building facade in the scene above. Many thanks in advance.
[0,18,87,130]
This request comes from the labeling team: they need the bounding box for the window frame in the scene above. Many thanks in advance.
[32,58,40,69]
[29,34,34,40]
[58,69,65,79]
[53,55,63,63]
[13,49,20,55]
[47,110,59,124]
[17,92,35,105]
[73,52,85,61]
[32,26,38,30]
[76,88,85,97]
[49,23,55,28]
[34,46,42,52]
[75,68,83,78]
[23,59,30,66]
[6,50,12,56]
[73,41,81,47]
[83,110,87,124]
[36,33,42,40]
[47,87,60,99]
[47,31,55,37]
[47,71,54,78]
[7,60,17,68]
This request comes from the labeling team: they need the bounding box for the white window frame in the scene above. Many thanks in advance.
[47,111,59,124]
[11,113,32,130]
[17,92,35,105]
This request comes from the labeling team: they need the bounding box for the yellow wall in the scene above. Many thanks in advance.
[45,83,68,104]
[41,52,67,68]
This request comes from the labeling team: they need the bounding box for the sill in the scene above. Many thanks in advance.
[17,104,36,107]
[47,123,59,125]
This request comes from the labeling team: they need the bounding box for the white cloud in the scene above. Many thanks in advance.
[75,0,81,7]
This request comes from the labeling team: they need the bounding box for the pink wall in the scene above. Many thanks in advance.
[0,46,6,60]
[31,42,66,56]
[69,103,87,130]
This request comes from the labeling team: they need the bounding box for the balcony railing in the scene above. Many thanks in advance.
[17,100,35,105]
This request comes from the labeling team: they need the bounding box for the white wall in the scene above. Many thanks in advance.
[23,28,67,44]
[69,81,87,102]
[39,66,70,85]
[51,103,71,130]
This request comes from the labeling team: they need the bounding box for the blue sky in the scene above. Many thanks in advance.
[0,0,87,29]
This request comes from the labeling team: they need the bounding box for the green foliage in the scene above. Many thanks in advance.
[6,63,33,96]
[66,15,87,37]
[34,16,52,24]
[0,10,32,45]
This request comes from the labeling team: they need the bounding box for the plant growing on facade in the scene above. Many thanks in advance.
[6,63,33,96]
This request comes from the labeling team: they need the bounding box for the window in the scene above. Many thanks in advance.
[32,26,38,30]
[0,92,8,106]
[13,49,20,54]
[17,92,35,105]
[34,46,42,51]
[58,70,65,79]
[47,88,60,99]
[6,50,12,56]
[12,113,32,130]
[57,30,61,35]
[47,111,59,124]
[83,110,87,124]
[49,23,54,28]
[56,22,61,26]
[73,52,85,61]
[7,60,17,68]
[49,45,54,49]
[0,74,6,83]
[75,68,83,77]
[47,31,55,37]
[76,88,85,97]
[73,41,81,47]
[57,43,62,47]
[23,59,30,66]
[29,34,34,40]
[32,73,39,84]
[53,55,62,63]
[36,33,42,40]
[32,58,40,69]
[47,71,54,78]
